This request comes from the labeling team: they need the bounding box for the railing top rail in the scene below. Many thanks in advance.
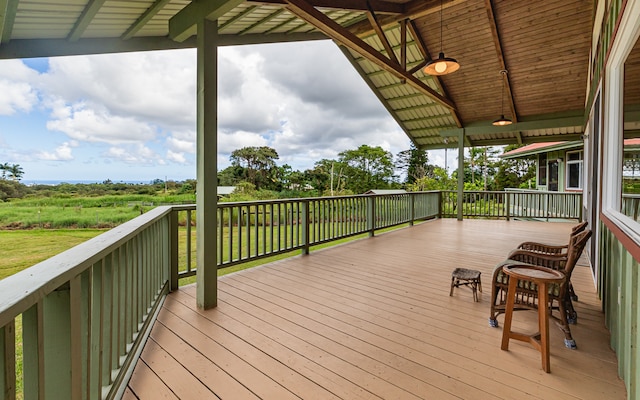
[0,205,174,328]
[217,191,440,208]
[503,188,584,195]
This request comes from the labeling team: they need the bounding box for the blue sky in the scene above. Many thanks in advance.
[0,40,455,183]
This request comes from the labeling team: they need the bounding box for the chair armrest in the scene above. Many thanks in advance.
[507,249,567,270]
[517,242,568,254]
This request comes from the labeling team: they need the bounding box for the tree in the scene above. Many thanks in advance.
[464,147,500,190]
[396,144,433,184]
[407,167,455,191]
[0,163,10,180]
[6,164,24,182]
[493,145,536,190]
[229,146,279,190]
[338,145,396,194]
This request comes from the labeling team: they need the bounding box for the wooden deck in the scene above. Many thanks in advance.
[124,219,626,399]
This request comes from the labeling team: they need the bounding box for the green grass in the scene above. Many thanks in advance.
[0,229,106,279]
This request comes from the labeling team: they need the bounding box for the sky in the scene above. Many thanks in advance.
[0,39,456,183]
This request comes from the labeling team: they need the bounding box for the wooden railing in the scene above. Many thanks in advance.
[0,189,582,398]
[441,190,582,220]
[0,206,177,400]
[176,191,441,276]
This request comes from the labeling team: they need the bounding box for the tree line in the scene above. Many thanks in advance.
[0,143,535,202]
[218,144,536,199]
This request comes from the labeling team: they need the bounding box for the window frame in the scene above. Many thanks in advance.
[565,150,583,190]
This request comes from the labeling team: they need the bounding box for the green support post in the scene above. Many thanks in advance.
[409,193,415,226]
[457,130,465,221]
[196,19,219,309]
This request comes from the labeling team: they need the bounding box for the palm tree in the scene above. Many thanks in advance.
[7,164,24,181]
[0,162,9,180]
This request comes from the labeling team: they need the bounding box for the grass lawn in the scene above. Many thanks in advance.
[0,229,106,280]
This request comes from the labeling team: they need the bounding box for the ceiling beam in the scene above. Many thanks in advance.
[0,0,18,44]
[485,0,516,121]
[0,33,328,59]
[169,0,245,42]
[220,5,258,31]
[420,134,585,150]
[247,0,403,14]
[284,0,456,110]
[440,115,585,137]
[122,0,172,40]
[68,0,108,42]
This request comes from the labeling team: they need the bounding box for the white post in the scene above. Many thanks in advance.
[196,19,218,309]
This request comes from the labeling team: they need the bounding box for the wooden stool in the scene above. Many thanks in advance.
[450,268,482,302]
[501,265,565,373]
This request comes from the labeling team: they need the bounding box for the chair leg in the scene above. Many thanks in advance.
[449,277,456,296]
[555,297,577,349]
[489,276,503,328]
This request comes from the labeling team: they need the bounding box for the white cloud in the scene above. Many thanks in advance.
[46,105,157,144]
[104,144,159,164]
[0,60,39,115]
[37,141,76,161]
[166,150,186,163]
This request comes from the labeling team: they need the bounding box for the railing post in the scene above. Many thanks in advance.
[505,192,510,221]
[169,209,179,292]
[438,191,443,218]
[409,193,415,226]
[301,200,310,255]
[367,195,375,237]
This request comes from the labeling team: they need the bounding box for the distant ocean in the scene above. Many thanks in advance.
[22,180,153,186]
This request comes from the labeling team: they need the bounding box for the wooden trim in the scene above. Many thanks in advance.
[601,212,640,263]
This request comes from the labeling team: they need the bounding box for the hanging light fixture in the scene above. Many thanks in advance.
[493,70,513,126]
[423,0,460,76]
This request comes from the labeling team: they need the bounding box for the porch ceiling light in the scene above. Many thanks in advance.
[423,0,459,76]
[493,70,513,126]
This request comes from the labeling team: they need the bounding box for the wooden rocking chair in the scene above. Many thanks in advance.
[488,229,592,349]
[514,221,588,301]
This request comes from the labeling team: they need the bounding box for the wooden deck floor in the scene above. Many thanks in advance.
[124,219,626,400]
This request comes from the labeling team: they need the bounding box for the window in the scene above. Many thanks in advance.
[538,154,547,186]
[566,151,583,190]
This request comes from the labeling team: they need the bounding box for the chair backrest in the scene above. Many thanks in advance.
[563,229,592,278]
[571,221,589,236]
[571,221,588,234]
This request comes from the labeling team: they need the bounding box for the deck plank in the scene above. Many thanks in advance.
[127,219,627,399]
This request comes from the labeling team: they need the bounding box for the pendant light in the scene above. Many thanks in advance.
[423,0,460,76]
[493,70,512,126]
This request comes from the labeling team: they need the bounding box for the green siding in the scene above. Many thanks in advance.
[600,222,639,399]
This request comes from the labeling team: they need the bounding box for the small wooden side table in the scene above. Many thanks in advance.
[500,264,565,373]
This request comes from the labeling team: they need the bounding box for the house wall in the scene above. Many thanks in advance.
[594,1,640,398]
[600,221,639,398]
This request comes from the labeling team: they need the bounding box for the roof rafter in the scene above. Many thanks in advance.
[247,0,403,14]
[122,0,172,40]
[284,0,456,110]
[0,0,18,44]
[68,0,107,42]
[484,0,523,144]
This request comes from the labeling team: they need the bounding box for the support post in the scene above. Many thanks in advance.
[301,200,310,255]
[457,130,465,221]
[196,19,218,309]
[169,210,179,291]
[367,196,375,237]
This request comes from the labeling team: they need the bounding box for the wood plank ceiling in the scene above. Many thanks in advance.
[0,0,595,149]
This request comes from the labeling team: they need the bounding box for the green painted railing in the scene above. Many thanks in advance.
[176,191,441,276]
[440,189,582,220]
[621,194,640,221]
[0,206,177,400]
